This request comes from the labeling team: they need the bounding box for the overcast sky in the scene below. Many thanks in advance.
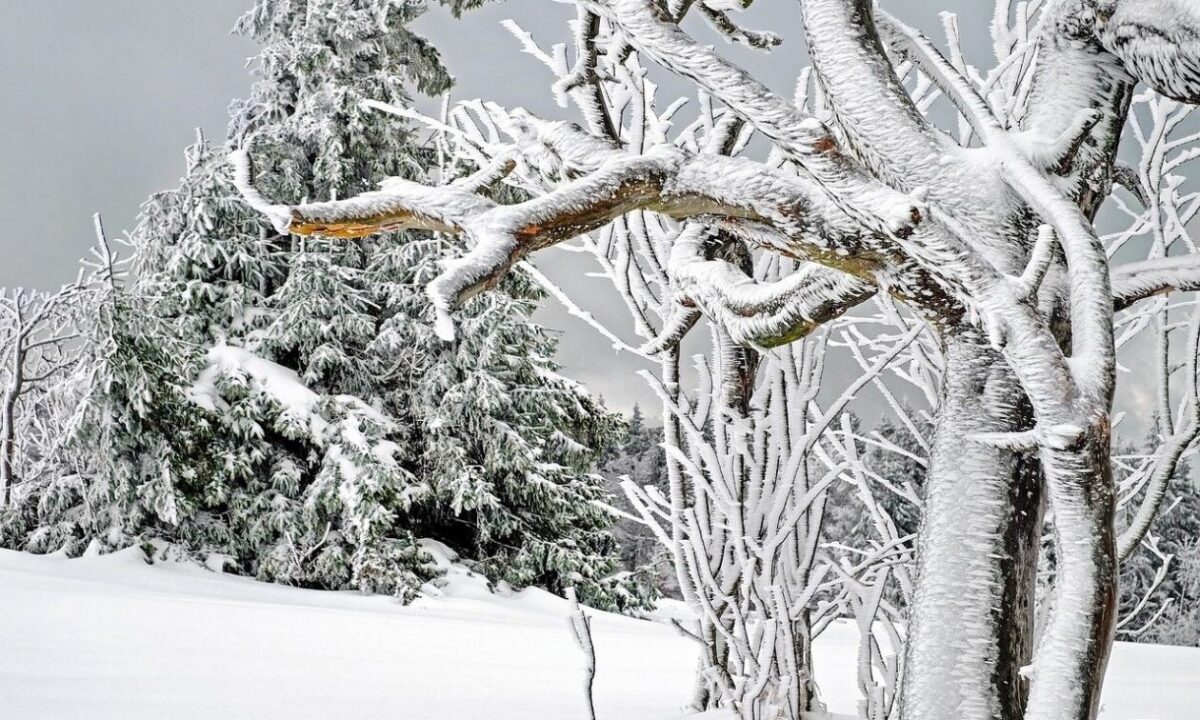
[0,1,1157,419]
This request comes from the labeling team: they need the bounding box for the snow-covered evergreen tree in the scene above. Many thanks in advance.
[2,221,212,558]
[389,282,630,607]
[224,0,631,606]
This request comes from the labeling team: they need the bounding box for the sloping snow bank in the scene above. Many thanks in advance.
[0,546,694,720]
[0,548,1195,720]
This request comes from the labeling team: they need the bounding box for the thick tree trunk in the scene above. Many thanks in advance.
[901,335,1043,720]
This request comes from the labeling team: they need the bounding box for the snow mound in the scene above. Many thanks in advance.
[188,343,327,435]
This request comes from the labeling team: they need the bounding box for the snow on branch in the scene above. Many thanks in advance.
[1094,0,1200,105]
[1112,255,1200,311]
[694,4,781,50]
[230,149,493,237]
[232,121,918,342]
[668,224,876,347]
[879,8,1116,410]
[797,0,952,181]
[584,0,929,240]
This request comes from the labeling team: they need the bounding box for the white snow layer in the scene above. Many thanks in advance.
[0,548,1196,720]
[188,343,328,435]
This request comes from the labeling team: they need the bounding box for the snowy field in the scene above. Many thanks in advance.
[0,547,1196,720]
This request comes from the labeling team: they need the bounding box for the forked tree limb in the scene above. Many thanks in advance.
[231,137,935,343]
[668,224,876,348]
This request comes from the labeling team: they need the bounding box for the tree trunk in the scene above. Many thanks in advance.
[1024,435,1117,720]
[0,382,20,508]
[791,609,819,716]
[902,335,1043,720]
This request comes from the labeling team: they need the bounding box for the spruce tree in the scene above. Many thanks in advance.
[223,0,632,607]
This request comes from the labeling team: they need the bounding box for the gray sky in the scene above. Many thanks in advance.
[0,1,1161,421]
[0,1,255,286]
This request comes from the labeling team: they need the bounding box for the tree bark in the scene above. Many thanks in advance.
[1025,435,1117,720]
[902,335,1043,720]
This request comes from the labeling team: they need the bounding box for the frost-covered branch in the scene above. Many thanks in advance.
[1093,0,1200,105]
[1112,255,1200,311]
[233,122,943,343]
[880,8,1115,407]
[584,0,929,240]
[668,225,875,347]
[798,0,952,185]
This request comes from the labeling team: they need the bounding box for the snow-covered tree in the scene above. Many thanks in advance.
[0,282,89,509]
[826,416,925,556]
[1134,538,1200,646]
[223,0,631,606]
[235,1,1200,719]
[1116,445,1200,642]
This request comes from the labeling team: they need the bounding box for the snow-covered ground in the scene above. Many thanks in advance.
[0,547,1196,720]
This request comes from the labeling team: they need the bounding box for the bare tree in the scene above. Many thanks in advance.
[0,278,88,507]
[0,216,126,530]
[233,2,1200,719]
[385,32,861,717]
